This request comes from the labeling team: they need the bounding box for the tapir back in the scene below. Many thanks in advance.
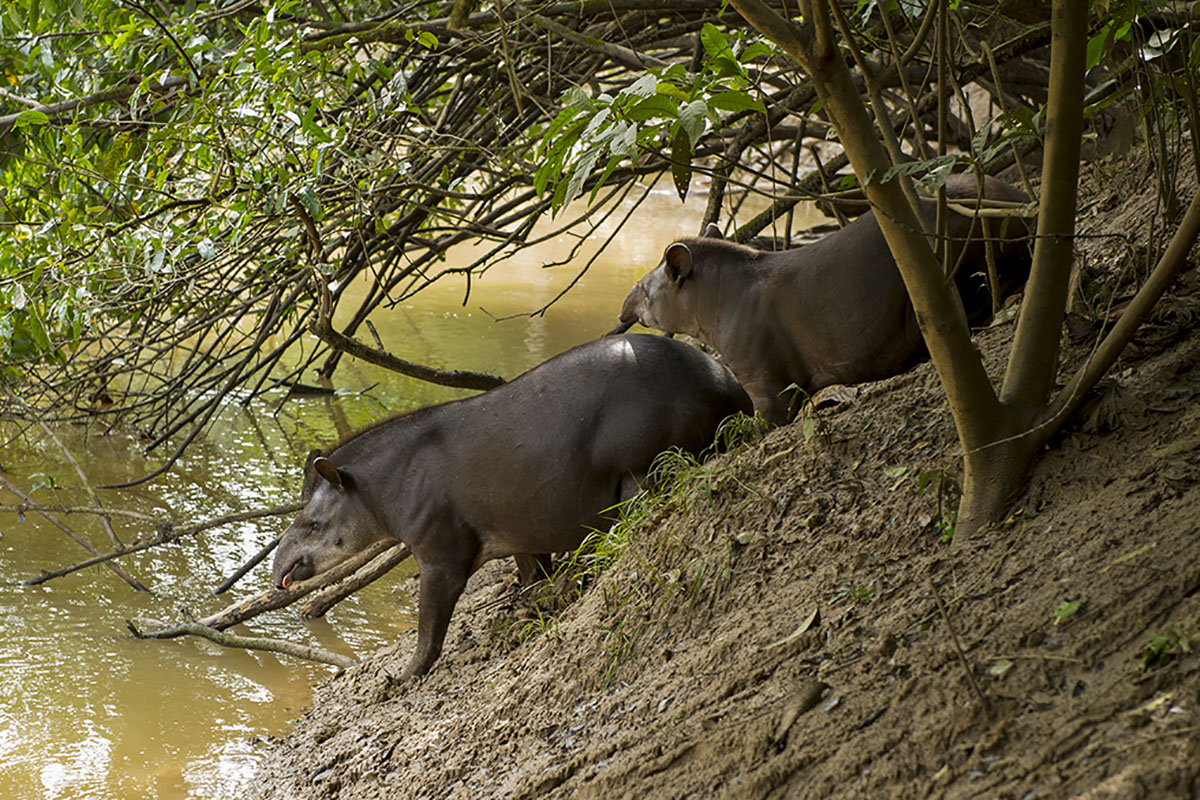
[433,334,751,560]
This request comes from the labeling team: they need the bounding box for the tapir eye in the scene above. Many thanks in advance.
[310,521,319,533]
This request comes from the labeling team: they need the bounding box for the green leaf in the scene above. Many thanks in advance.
[741,42,773,61]
[655,82,690,102]
[297,186,323,222]
[301,103,333,143]
[1086,24,1111,71]
[14,109,50,129]
[678,100,707,147]
[700,22,730,58]
[708,54,744,80]
[670,127,691,201]
[417,31,438,49]
[708,90,765,114]
[621,74,657,98]
[882,465,908,479]
[1053,600,1081,621]
[563,148,598,208]
[626,94,678,122]
[609,121,637,157]
[1005,105,1040,137]
[988,659,1014,677]
[562,87,593,110]
[100,132,132,179]
[539,108,582,157]
[25,307,52,352]
[589,154,624,204]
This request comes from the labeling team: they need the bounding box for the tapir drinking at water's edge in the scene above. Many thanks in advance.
[610,174,1033,424]
[272,334,751,679]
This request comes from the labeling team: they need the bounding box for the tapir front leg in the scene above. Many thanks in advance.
[402,559,471,679]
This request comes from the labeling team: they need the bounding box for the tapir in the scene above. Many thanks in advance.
[611,174,1032,424]
[271,334,752,679]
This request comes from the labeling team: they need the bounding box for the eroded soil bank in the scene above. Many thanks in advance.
[252,158,1200,799]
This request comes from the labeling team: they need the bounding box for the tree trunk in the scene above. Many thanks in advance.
[951,0,1089,538]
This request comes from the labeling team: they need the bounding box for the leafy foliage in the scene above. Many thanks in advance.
[535,23,771,209]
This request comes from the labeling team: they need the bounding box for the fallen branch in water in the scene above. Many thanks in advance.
[295,543,412,618]
[213,535,282,595]
[127,618,356,668]
[21,501,305,585]
[0,502,164,522]
[128,540,409,666]
[202,540,403,631]
[0,475,149,592]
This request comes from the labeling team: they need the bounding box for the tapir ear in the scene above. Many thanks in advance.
[300,449,323,499]
[702,222,723,240]
[664,242,693,285]
[312,456,345,492]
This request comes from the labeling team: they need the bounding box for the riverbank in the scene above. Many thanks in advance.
[251,158,1200,799]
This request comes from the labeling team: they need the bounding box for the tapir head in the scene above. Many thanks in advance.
[271,456,390,589]
[612,223,723,336]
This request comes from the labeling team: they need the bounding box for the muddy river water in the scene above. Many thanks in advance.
[0,188,821,799]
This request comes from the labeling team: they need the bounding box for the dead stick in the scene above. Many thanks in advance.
[22,501,305,585]
[198,540,404,630]
[0,503,164,522]
[930,578,992,716]
[296,544,412,618]
[309,277,504,391]
[34,415,124,549]
[213,535,281,595]
[1,475,150,592]
[128,619,356,668]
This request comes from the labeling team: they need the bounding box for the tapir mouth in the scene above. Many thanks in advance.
[606,319,635,336]
[276,557,313,590]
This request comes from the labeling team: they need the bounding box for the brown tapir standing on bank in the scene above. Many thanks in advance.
[272,334,751,679]
[611,174,1033,424]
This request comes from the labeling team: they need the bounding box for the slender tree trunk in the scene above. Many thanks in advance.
[1001,0,1087,413]
[954,0,1090,537]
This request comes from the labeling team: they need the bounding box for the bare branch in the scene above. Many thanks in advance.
[128,618,357,668]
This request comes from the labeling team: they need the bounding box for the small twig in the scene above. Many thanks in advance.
[986,652,1084,664]
[930,578,992,716]
[1,475,150,592]
[22,501,305,585]
[309,277,505,390]
[0,503,163,522]
[32,415,124,548]
[128,618,356,668]
[213,535,282,595]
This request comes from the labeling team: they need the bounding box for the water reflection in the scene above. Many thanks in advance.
[0,189,824,799]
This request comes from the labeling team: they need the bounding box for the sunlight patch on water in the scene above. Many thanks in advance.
[39,730,114,799]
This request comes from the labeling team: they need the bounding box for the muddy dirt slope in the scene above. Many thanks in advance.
[252,158,1200,799]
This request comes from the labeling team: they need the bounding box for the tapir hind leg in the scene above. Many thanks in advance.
[513,554,553,585]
